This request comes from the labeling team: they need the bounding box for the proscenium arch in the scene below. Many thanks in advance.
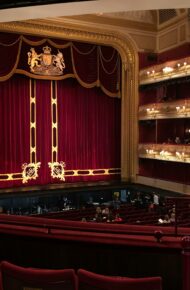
[0,19,139,183]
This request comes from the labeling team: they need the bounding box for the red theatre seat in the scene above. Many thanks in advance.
[0,261,77,290]
[77,269,162,290]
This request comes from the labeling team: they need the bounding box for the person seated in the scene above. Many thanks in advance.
[106,211,114,223]
[102,206,110,216]
[134,192,143,208]
[148,202,155,212]
[158,214,171,224]
[175,136,181,144]
[93,206,102,222]
[102,207,113,222]
[114,213,123,223]
[170,212,176,223]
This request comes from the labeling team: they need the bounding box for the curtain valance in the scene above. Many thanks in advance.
[0,32,121,98]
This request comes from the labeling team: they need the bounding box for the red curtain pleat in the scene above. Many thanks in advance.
[0,75,30,188]
[57,78,121,183]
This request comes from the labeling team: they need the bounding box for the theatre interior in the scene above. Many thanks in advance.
[1,2,190,290]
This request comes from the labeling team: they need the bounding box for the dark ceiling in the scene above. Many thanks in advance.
[0,0,94,10]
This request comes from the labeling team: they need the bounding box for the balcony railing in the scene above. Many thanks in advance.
[139,57,190,85]
[139,99,190,120]
[139,143,190,163]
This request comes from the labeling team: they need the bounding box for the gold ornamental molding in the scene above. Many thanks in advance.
[0,19,135,70]
[0,18,138,183]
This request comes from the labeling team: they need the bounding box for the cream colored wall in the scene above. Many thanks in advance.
[157,20,188,52]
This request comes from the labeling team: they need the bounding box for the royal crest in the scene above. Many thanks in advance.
[27,46,65,76]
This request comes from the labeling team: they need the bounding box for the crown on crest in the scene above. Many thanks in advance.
[43,46,51,54]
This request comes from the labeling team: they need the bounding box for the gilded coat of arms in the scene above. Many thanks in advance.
[27,46,65,75]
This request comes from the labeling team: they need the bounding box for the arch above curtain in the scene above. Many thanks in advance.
[0,32,121,98]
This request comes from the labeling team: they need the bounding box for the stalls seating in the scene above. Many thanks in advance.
[77,268,162,290]
[0,261,162,290]
[0,261,77,290]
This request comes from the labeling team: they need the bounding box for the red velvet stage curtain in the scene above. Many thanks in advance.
[57,78,121,182]
[0,75,30,188]
[0,34,21,79]
[0,76,121,188]
[0,32,122,188]
[72,43,120,97]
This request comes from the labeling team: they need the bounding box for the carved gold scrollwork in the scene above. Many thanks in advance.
[22,162,41,183]
[48,161,66,181]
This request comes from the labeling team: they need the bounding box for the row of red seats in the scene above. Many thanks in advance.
[0,260,162,290]
[36,204,160,224]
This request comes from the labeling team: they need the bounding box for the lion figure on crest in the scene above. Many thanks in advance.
[53,50,65,72]
[27,48,42,72]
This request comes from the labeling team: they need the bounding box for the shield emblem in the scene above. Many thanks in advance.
[42,53,52,66]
